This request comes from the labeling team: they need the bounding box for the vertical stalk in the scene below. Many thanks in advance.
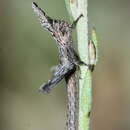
[65,68,79,130]
[65,0,92,130]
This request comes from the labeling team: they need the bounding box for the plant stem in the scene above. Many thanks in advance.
[65,0,92,130]
[65,69,79,130]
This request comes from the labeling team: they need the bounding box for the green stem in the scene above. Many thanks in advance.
[65,0,92,130]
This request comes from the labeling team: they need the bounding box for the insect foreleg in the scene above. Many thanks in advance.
[40,62,75,93]
[50,65,61,74]
[70,14,83,29]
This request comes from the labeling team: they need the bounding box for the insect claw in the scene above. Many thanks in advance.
[79,61,89,66]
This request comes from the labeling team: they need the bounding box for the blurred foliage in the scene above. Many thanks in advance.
[0,0,130,130]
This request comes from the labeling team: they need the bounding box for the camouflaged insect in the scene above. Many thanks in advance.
[32,2,84,93]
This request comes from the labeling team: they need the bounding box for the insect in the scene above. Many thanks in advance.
[32,2,85,93]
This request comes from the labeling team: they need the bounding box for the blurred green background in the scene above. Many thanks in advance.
[0,0,130,130]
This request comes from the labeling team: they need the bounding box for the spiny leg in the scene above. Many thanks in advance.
[40,62,75,93]
[70,14,83,29]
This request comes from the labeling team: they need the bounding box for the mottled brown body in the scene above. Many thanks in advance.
[32,2,82,92]
[32,2,82,130]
